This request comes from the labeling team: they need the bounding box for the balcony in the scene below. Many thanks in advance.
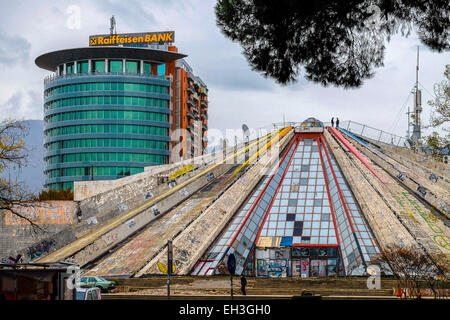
[201,100,208,107]
[187,110,195,119]
[187,99,195,106]
[202,124,208,131]
[187,86,194,94]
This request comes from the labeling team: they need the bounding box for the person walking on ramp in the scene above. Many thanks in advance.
[331,117,334,127]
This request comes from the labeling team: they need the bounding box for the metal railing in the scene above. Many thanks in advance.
[271,120,406,147]
[343,120,407,147]
[44,71,169,85]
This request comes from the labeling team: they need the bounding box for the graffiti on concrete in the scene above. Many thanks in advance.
[417,186,428,198]
[206,172,215,182]
[167,179,177,188]
[268,259,288,277]
[429,173,438,183]
[256,259,269,276]
[157,261,176,274]
[126,218,136,229]
[391,193,418,222]
[397,172,406,181]
[118,203,128,212]
[144,190,154,199]
[86,216,98,225]
[179,187,189,197]
[27,239,56,260]
[5,202,74,225]
[402,192,449,250]
[169,164,193,180]
[152,205,161,216]
[7,254,22,264]
[102,231,119,245]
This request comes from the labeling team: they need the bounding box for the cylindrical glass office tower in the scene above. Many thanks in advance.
[36,47,186,190]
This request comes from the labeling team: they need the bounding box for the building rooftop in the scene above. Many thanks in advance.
[35,46,187,71]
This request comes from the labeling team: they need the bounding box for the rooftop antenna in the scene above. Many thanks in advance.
[410,45,422,145]
[110,15,117,35]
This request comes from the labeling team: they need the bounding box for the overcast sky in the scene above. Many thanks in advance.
[0,0,448,141]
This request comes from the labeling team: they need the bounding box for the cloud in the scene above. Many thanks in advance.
[93,0,176,31]
[0,33,31,66]
[0,90,41,120]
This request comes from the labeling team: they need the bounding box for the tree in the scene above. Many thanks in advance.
[373,244,448,299]
[0,119,40,229]
[424,64,449,155]
[215,0,450,88]
[429,64,450,130]
[38,188,74,201]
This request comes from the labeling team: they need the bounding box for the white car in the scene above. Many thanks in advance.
[75,287,101,300]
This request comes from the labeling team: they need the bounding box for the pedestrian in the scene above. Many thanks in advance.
[331,117,334,127]
[240,274,247,295]
[336,117,340,128]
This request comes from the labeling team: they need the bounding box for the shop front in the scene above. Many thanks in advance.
[254,246,340,278]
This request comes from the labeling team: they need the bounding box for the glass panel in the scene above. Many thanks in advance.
[143,62,151,74]
[157,64,166,76]
[126,61,139,73]
[77,61,89,73]
[94,60,105,72]
[109,60,123,73]
[66,62,74,74]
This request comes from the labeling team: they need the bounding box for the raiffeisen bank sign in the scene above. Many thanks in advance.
[89,31,175,46]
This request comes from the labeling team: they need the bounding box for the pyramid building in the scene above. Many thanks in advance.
[7,118,449,279]
[194,120,380,276]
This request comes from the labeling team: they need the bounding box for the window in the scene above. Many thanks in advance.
[66,62,74,74]
[77,61,89,73]
[109,60,123,73]
[93,60,105,72]
[157,64,166,76]
[143,62,151,74]
[126,61,139,74]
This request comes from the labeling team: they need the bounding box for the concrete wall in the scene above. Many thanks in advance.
[357,133,450,180]
[347,136,450,219]
[0,201,75,262]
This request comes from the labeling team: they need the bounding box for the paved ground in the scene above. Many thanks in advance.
[102,276,405,299]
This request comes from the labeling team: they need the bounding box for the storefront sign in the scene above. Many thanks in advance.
[89,31,175,46]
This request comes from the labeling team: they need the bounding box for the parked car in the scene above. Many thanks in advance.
[75,287,101,300]
[80,276,115,292]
